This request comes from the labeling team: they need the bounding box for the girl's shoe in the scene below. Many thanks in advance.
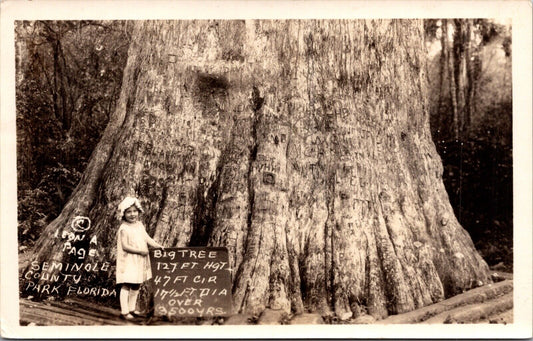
[130,311,145,318]
[120,313,135,320]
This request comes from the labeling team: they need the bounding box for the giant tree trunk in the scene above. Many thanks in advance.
[23,19,490,320]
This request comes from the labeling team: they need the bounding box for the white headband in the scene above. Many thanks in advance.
[117,196,144,220]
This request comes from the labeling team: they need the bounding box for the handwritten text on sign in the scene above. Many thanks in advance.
[150,247,232,318]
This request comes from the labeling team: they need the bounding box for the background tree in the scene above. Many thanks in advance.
[21,20,491,320]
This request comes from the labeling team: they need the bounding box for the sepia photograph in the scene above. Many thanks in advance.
[1,0,531,339]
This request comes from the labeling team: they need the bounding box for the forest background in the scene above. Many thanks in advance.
[15,19,512,271]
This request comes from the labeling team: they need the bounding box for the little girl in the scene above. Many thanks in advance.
[116,196,164,320]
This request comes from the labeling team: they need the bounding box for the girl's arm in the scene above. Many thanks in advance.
[146,235,164,249]
[119,229,148,256]
[144,230,164,249]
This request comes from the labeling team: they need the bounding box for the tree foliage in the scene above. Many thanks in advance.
[425,19,512,269]
[16,21,130,247]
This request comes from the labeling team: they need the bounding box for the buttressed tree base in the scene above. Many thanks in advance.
[26,20,491,320]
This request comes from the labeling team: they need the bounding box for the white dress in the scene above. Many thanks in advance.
[116,221,152,284]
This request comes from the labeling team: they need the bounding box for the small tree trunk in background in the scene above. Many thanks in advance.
[436,21,447,142]
[442,20,459,140]
[57,41,72,132]
[24,19,490,320]
[442,19,476,138]
[52,41,61,124]
[15,26,32,185]
[464,19,475,133]
[453,20,467,138]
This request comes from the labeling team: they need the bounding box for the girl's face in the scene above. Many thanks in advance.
[124,206,139,223]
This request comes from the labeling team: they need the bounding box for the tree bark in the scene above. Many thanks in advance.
[23,19,490,320]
